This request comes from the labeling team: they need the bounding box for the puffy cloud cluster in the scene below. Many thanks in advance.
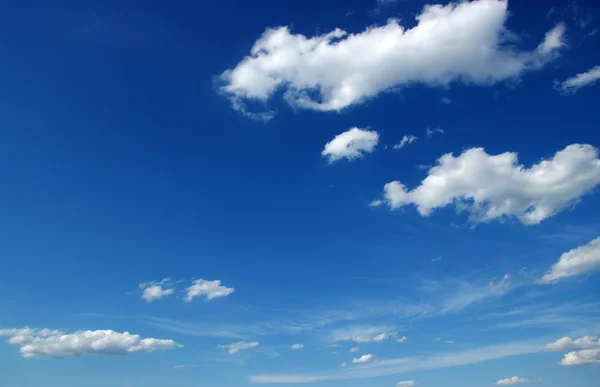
[352,353,373,364]
[0,327,181,358]
[560,349,600,366]
[218,341,260,355]
[185,279,234,302]
[322,128,379,162]
[539,237,600,283]
[219,0,566,117]
[545,336,600,352]
[372,144,600,225]
[555,65,600,94]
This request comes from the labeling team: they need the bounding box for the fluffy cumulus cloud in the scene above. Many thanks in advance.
[218,341,259,355]
[352,353,374,364]
[397,381,416,387]
[545,336,600,352]
[0,327,180,358]
[322,128,379,162]
[555,65,600,94]
[539,237,600,283]
[372,144,600,225]
[560,349,600,366]
[139,279,175,303]
[394,135,418,149]
[185,279,234,302]
[219,0,566,117]
[495,377,529,385]
[291,344,304,350]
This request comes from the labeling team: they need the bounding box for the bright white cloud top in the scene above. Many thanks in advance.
[139,279,175,303]
[218,341,259,355]
[545,336,600,352]
[372,144,600,225]
[185,279,234,302]
[539,237,600,283]
[322,128,379,162]
[219,0,566,116]
[0,327,181,358]
[556,65,600,94]
[352,353,373,364]
[560,349,600,366]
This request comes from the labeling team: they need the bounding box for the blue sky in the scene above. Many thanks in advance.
[1,0,600,386]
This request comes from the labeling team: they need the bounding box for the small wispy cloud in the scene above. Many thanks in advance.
[217,341,259,355]
[393,135,418,149]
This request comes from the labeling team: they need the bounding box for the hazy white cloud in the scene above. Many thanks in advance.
[322,128,379,162]
[495,376,529,385]
[555,65,600,94]
[545,336,600,352]
[560,349,600,366]
[219,0,566,116]
[436,274,512,314]
[340,362,347,367]
[139,279,175,303]
[394,135,418,149]
[352,353,374,364]
[372,144,600,225]
[218,341,259,355]
[444,340,456,344]
[331,327,398,344]
[397,381,416,387]
[0,327,180,358]
[374,332,398,343]
[350,347,360,353]
[539,237,600,283]
[426,127,444,137]
[173,365,185,370]
[291,344,304,350]
[251,339,544,383]
[185,279,234,302]
[440,97,452,105]
[396,336,408,343]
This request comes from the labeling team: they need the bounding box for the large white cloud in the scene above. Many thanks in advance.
[560,349,600,366]
[545,336,600,352]
[185,279,234,302]
[218,341,259,355]
[555,65,600,94]
[539,238,600,283]
[322,128,379,163]
[372,144,600,225]
[0,327,180,358]
[219,0,566,117]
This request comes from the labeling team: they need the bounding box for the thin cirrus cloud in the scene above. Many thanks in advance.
[322,128,379,163]
[555,65,600,94]
[397,381,416,387]
[0,327,181,358]
[393,135,417,149]
[218,341,260,355]
[371,144,600,225]
[185,279,234,302]
[330,327,399,344]
[291,344,304,350]
[539,237,600,283]
[218,0,566,118]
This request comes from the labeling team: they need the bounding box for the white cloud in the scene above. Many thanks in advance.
[545,336,600,352]
[372,144,600,225]
[251,339,544,383]
[394,135,418,149]
[139,279,176,303]
[560,348,600,366]
[322,128,379,162]
[218,341,259,355]
[397,381,416,387]
[340,362,347,367]
[219,0,566,116]
[556,65,600,94]
[173,365,185,370]
[350,347,360,353]
[440,97,452,105]
[331,327,399,343]
[352,353,374,364]
[444,340,455,344]
[185,279,234,302]
[291,344,304,350]
[539,237,600,283]
[374,332,398,343]
[495,376,528,385]
[426,127,444,137]
[396,336,408,343]
[0,327,180,358]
